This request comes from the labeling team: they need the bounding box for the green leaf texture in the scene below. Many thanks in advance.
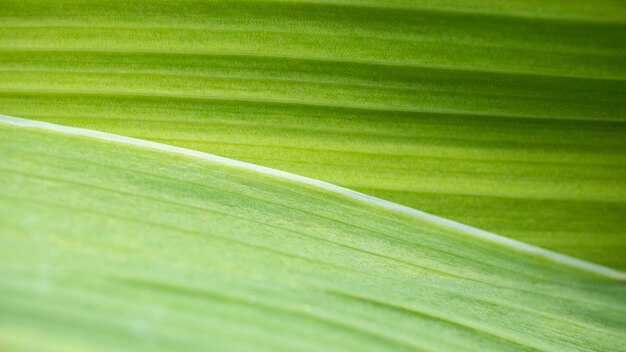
[1,119,625,352]
[1,0,625,269]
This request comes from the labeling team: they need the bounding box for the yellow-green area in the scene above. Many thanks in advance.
[0,0,625,269]
[1,122,625,351]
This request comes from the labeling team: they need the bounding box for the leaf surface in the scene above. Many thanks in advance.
[0,119,625,352]
[0,1,625,269]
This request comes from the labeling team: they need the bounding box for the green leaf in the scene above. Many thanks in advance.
[1,118,625,352]
[1,0,625,269]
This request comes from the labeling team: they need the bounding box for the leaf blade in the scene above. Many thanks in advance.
[1,119,625,351]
